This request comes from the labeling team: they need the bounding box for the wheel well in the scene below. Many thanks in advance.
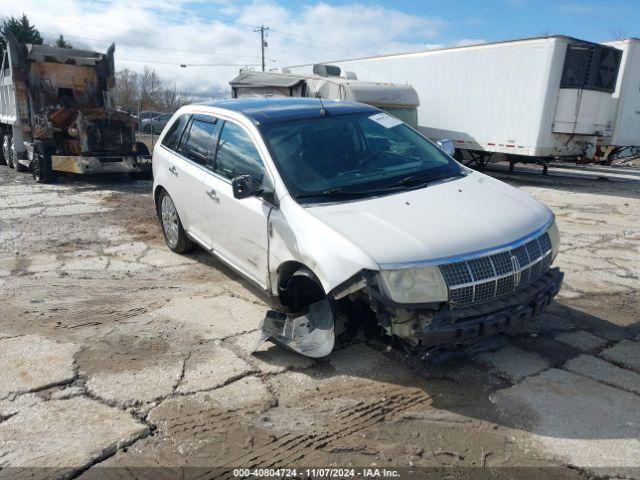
[277,261,326,312]
[154,185,167,207]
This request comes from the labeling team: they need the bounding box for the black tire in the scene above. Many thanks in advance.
[129,142,153,180]
[32,143,57,183]
[156,190,193,254]
[15,158,29,172]
[129,170,153,180]
[0,132,6,166]
[3,135,14,169]
[135,141,150,156]
[143,124,152,133]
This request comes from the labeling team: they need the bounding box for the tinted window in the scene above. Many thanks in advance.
[161,114,190,151]
[179,119,218,166]
[215,122,264,182]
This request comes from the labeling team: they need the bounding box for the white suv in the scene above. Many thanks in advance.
[153,98,562,358]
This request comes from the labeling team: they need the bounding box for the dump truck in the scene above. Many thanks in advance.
[0,30,151,182]
[287,36,623,173]
[229,67,420,128]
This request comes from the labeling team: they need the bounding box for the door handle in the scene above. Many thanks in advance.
[207,189,219,202]
[168,165,178,176]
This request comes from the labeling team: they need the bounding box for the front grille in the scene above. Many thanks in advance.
[439,232,553,307]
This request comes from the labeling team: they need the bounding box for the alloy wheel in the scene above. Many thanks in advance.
[160,195,179,249]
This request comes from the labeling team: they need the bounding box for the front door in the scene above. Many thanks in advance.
[204,120,272,289]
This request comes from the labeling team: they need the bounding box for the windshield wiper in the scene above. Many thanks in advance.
[296,187,375,200]
[391,171,464,188]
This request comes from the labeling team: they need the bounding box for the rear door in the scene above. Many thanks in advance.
[168,115,220,249]
[203,120,272,289]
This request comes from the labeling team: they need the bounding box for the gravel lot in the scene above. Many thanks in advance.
[0,161,639,479]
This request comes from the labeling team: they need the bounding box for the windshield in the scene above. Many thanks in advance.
[260,111,462,202]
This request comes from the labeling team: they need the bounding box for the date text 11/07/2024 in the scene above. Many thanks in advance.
[232,468,401,478]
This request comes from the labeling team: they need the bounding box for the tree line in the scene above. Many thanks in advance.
[115,68,194,114]
[1,14,72,50]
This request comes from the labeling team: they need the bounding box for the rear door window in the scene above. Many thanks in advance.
[161,114,190,151]
[178,116,219,167]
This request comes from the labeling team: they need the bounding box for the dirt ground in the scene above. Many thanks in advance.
[0,160,639,480]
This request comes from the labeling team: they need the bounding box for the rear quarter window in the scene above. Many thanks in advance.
[161,114,190,151]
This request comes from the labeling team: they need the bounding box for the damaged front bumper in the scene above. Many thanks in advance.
[419,267,563,348]
[51,155,152,174]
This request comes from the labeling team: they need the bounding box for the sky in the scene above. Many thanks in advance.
[1,0,638,98]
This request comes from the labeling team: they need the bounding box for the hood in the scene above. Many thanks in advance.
[306,172,553,267]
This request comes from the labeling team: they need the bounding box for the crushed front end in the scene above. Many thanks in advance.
[338,221,563,356]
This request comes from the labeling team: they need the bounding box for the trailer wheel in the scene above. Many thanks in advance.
[32,144,57,184]
[3,135,14,169]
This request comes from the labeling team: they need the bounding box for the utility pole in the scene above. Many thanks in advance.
[253,25,269,72]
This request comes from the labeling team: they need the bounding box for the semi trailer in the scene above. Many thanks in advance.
[0,30,151,182]
[287,36,623,172]
[597,38,640,164]
[230,68,420,128]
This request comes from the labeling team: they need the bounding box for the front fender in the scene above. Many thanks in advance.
[268,196,379,297]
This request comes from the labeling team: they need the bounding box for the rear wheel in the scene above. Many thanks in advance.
[156,191,193,253]
[15,155,29,172]
[129,142,153,180]
[32,148,57,183]
[3,135,14,169]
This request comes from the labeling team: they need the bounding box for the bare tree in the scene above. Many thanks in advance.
[115,69,140,112]
[157,82,193,112]
[138,68,163,110]
[115,67,192,113]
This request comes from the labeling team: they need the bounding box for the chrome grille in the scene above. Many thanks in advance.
[439,232,553,307]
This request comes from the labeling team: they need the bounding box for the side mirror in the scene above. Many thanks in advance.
[232,175,263,199]
[437,139,456,156]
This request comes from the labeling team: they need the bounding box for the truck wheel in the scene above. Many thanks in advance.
[156,191,193,253]
[15,156,29,172]
[3,135,14,169]
[129,142,153,180]
[32,151,57,184]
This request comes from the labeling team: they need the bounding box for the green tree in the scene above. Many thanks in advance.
[1,14,44,52]
[55,34,72,49]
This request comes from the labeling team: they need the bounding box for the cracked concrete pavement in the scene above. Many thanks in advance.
[0,163,639,479]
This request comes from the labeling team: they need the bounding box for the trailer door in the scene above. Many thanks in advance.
[552,43,622,136]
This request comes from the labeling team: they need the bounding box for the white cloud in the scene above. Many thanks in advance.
[0,0,467,98]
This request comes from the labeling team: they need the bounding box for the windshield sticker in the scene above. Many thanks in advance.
[369,112,403,129]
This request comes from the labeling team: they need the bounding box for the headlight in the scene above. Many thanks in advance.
[548,218,560,261]
[379,266,448,304]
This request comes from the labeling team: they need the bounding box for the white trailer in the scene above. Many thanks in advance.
[230,68,420,127]
[287,36,622,171]
[597,38,640,163]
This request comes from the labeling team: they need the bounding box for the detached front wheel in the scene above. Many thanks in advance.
[156,191,193,253]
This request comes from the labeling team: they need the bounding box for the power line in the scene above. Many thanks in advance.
[118,58,260,67]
